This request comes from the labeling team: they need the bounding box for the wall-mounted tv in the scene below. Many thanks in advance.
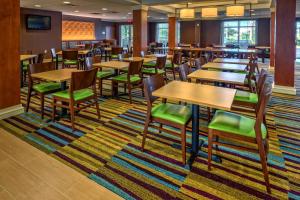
[26,15,51,30]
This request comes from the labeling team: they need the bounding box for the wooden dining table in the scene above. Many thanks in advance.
[188,70,246,85]
[20,54,38,87]
[145,54,173,59]
[202,62,247,72]
[31,68,80,116]
[213,58,250,65]
[153,81,236,166]
[56,50,90,56]
[122,57,156,63]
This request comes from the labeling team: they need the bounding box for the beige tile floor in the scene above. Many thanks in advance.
[0,128,122,200]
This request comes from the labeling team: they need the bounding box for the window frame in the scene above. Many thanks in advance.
[119,24,133,48]
[156,23,169,44]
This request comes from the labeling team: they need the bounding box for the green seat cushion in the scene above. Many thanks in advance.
[53,89,94,101]
[143,61,156,67]
[112,74,141,83]
[209,110,267,139]
[64,59,78,65]
[33,82,61,93]
[244,79,256,87]
[151,103,192,125]
[111,54,119,59]
[142,68,165,74]
[53,57,63,62]
[234,90,258,103]
[236,71,248,74]
[97,71,114,79]
[165,63,179,69]
[23,65,28,71]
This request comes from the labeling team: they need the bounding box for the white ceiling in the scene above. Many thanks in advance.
[19,0,283,22]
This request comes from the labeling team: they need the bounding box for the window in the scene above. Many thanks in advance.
[296,22,300,47]
[177,22,181,44]
[120,25,133,48]
[156,23,168,44]
[222,20,256,47]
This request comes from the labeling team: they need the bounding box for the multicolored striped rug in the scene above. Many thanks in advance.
[0,78,299,200]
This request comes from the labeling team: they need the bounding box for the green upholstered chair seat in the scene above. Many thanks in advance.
[165,63,179,69]
[234,90,258,103]
[244,79,256,87]
[53,89,94,101]
[112,74,141,82]
[236,71,248,74]
[121,68,128,72]
[97,71,114,79]
[53,57,63,62]
[151,103,192,125]
[142,68,165,74]
[111,54,119,59]
[33,82,61,93]
[64,59,78,65]
[143,61,156,67]
[209,110,267,139]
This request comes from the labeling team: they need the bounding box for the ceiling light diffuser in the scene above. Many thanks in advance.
[202,8,218,18]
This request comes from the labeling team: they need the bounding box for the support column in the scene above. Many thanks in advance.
[270,11,275,68]
[274,0,296,95]
[168,14,177,53]
[132,5,148,57]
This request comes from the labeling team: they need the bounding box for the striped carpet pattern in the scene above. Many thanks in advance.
[0,79,299,200]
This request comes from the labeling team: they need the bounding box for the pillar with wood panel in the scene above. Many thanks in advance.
[132,5,148,57]
[0,0,24,119]
[168,14,177,54]
[270,11,275,68]
[273,0,297,95]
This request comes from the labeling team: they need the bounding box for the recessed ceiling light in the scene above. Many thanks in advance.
[122,16,126,19]
[188,2,192,4]
[74,10,79,12]
[34,4,41,7]
[102,14,106,16]
[252,13,256,15]
[128,12,132,15]
[159,17,165,20]
[63,1,71,4]
[102,8,107,11]
[147,16,151,18]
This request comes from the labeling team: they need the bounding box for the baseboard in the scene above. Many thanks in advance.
[272,84,297,95]
[0,104,24,120]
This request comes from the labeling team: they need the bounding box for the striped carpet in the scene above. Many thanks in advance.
[0,78,299,200]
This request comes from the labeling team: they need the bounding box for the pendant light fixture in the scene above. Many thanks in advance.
[180,1,195,19]
[202,7,218,18]
[226,0,244,17]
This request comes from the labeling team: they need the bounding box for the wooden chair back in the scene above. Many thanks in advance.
[62,50,78,61]
[28,62,56,86]
[70,68,98,92]
[37,53,44,64]
[178,63,191,82]
[143,74,165,105]
[111,47,123,55]
[156,56,167,70]
[257,69,268,96]
[85,43,92,50]
[128,60,143,77]
[172,52,182,65]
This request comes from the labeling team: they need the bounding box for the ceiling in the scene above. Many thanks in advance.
[20,0,294,22]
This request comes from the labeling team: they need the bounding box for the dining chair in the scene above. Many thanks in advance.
[85,56,114,96]
[165,52,183,80]
[52,68,100,131]
[26,62,61,119]
[142,56,167,78]
[23,53,44,85]
[111,60,144,104]
[110,47,123,60]
[62,50,79,69]
[142,74,192,165]
[207,83,272,193]
[51,48,62,69]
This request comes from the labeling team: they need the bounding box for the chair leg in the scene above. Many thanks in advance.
[207,129,213,171]
[207,107,211,121]
[52,98,57,121]
[99,79,103,97]
[124,83,126,93]
[128,85,132,104]
[141,84,144,97]
[95,96,101,120]
[158,123,163,133]
[69,102,75,131]
[26,87,32,112]
[181,127,186,166]
[257,139,271,193]
[172,69,176,80]
[142,118,150,151]
[40,94,45,119]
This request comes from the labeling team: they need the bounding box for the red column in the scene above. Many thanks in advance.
[275,0,296,87]
[270,12,275,67]
[132,6,148,57]
[168,15,176,54]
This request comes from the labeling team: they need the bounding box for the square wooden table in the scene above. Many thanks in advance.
[202,62,247,72]
[20,54,38,87]
[145,54,173,59]
[153,81,236,166]
[188,70,246,85]
[122,57,156,63]
[56,50,90,56]
[213,58,250,65]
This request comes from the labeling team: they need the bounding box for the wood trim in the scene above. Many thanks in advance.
[133,9,148,57]
[0,104,24,120]
[168,17,176,52]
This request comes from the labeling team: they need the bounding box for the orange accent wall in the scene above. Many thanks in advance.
[62,20,95,41]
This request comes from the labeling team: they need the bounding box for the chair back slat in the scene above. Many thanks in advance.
[70,68,98,92]
[143,74,165,104]
[128,60,143,76]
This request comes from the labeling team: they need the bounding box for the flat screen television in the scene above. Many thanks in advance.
[26,15,51,30]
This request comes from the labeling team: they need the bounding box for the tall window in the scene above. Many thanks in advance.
[296,22,300,47]
[222,20,257,47]
[120,25,133,47]
[156,23,168,44]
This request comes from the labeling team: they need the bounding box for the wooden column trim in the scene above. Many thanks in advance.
[168,16,176,54]
[270,12,275,67]
[274,0,296,87]
[133,7,148,57]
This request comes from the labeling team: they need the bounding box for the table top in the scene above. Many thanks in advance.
[213,58,250,65]
[123,57,156,63]
[145,54,173,59]
[172,47,258,54]
[152,81,236,111]
[188,70,246,85]
[56,50,90,55]
[93,61,129,69]
[20,54,37,61]
[31,68,80,82]
[202,62,247,72]
[255,46,271,50]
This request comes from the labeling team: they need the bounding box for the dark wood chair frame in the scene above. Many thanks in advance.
[142,56,167,79]
[166,52,183,80]
[142,74,192,165]
[62,50,79,69]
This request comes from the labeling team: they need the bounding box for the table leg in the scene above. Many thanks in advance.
[262,49,265,63]
[60,81,68,117]
[112,69,119,97]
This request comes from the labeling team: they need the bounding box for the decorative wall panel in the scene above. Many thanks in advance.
[62,20,95,41]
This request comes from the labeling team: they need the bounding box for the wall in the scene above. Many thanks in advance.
[20,8,62,54]
[200,20,222,47]
[0,0,21,110]
[62,15,116,41]
[180,21,201,45]
[257,18,270,46]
